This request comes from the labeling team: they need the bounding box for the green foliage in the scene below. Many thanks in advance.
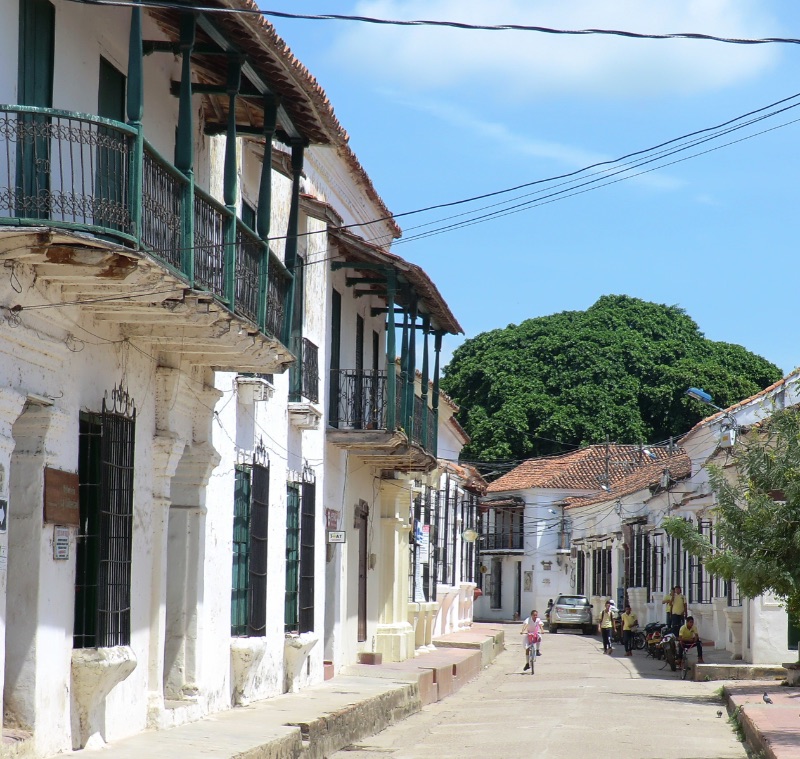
[663,407,800,627]
[441,295,781,461]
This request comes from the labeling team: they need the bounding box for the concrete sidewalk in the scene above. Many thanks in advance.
[724,683,800,759]
[57,625,504,759]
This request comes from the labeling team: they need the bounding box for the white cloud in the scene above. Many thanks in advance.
[332,0,779,100]
[393,95,686,191]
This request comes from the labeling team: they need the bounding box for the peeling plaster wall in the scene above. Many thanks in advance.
[0,269,164,753]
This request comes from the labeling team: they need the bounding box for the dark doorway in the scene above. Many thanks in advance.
[357,502,369,642]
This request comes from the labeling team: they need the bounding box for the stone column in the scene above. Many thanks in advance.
[146,434,186,723]
[375,482,415,662]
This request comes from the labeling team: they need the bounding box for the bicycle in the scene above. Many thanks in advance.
[526,632,539,675]
[677,641,699,680]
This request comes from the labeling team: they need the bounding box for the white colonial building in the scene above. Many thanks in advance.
[0,0,471,755]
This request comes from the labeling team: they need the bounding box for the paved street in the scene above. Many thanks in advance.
[332,626,748,759]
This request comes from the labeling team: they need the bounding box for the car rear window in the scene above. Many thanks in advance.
[556,596,589,606]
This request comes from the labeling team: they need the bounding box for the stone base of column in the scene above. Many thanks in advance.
[375,623,416,663]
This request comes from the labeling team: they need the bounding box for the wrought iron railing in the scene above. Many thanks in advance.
[289,336,319,404]
[141,146,182,270]
[482,532,524,551]
[329,369,435,453]
[0,106,136,240]
[193,187,227,300]
[0,105,292,349]
[330,369,389,430]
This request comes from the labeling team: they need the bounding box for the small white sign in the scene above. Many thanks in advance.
[327,530,346,544]
[54,526,70,560]
[0,545,7,572]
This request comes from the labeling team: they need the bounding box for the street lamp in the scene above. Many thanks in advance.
[462,528,479,543]
[685,387,724,412]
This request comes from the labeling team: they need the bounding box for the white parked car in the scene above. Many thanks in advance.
[549,594,594,635]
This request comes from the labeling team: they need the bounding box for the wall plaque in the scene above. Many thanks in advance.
[43,468,80,526]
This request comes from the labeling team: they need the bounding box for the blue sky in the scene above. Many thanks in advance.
[264,1,800,375]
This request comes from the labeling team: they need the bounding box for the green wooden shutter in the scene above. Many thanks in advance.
[284,484,300,632]
[231,465,252,636]
[328,288,342,426]
[16,0,55,219]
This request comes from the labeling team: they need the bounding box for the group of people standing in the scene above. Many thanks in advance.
[519,584,704,670]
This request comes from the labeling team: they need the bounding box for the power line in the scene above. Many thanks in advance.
[65,0,800,46]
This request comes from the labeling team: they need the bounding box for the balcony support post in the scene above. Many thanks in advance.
[126,4,144,245]
[257,96,278,331]
[399,308,409,431]
[224,55,242,308]
[420,316,430,451]
[282,139,305,348]
[431,332,443,457]
[385,273,397,431]
[175,13,196,283]
[405,298,418,439]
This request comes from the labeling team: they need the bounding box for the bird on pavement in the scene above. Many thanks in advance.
[763,693,773,704]
[716,710,723,718]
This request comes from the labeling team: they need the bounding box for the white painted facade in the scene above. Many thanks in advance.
[0,0,465,755]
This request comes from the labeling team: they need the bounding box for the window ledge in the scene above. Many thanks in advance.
[236,375,275,403]
[230,637,268,706]
[288,401,322,430]
[71,646,137,749]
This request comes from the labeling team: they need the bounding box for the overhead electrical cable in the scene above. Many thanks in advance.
[65,0,800,46]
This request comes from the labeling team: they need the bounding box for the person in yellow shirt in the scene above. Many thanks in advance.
[620,604,638,657]
[662,590,673,624]
[597,599,616,654]
[678,615,704,663]
[669,585,688,635]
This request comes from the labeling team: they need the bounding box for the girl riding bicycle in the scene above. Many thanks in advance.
[521,609,544,671]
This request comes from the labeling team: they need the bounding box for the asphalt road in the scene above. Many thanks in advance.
[332,625,748,759]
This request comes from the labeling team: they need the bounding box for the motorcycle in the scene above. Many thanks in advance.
[661,630,680,671]
[644,622,665,659]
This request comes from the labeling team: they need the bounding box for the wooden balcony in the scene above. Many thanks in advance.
[327,369,437,472]
[0,105,293,372]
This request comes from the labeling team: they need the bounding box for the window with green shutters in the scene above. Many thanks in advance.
[284,483,300,632]
[285,468,316,634]
[231,465,252,636]
[231,445,270,637]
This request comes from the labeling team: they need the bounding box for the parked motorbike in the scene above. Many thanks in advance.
[645,622,665,659]
[661,630,679,671]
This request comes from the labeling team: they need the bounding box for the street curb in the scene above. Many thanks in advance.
[723,685,776,759]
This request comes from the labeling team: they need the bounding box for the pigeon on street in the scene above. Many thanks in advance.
[716,710,723,718]
[763,693,773,704]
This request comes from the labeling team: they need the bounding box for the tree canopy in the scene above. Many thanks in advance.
[441,295,782,461]
[664,407,800,627]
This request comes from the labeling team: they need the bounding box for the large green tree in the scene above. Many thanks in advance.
[441,295,781,460]
[664,407,800,630]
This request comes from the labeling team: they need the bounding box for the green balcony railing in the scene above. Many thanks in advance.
[0,104,292,343]
[328,368,436,455]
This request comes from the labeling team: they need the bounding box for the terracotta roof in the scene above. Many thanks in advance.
[448,416,470,445]
[688,370,800,433]
[439,461,487,494]
[486,444,681,493]
[561,452,691,509]
[331,228,462,335]
[148,2,401,238]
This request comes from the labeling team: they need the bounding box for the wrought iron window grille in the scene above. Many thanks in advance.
[74,384,135,650]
